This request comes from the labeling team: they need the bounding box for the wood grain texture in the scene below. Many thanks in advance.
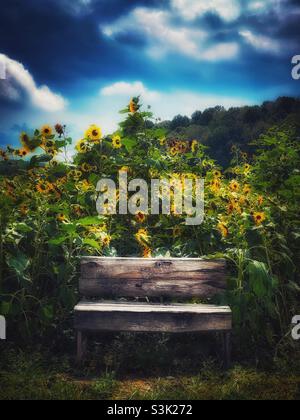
[74,301,232,333]
[80,257,227,299]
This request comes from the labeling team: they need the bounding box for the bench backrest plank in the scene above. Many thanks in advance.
[80,257,227,299]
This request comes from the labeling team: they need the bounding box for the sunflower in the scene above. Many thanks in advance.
[0,149,8,160]
[81,162,92,173]
[19,148,29,158]
[85,125,102,143]
[43,139,55,149]
[213,170,222,179]
[243,184,252,195]
[160,137,166,146]
[57,213,67,222]
[72,204,84,217]
[258,195,264,206]
[112,135,122,149]
[177,141,188,153]
[239,196,248,206]
[142,247,152,259]
[88,225,104,235]
[36,181,51,194]
[230,180,240,192]
[102,234,111,247]
[170,147,178,156]
[76,180,92,193]
[135,212,147,224]
[244,164,251,174]
[19,204,29,216]
[135,228,150,246]
[173,226,182,238]
[55,124,64,136]
[46,148,57,157]
[41,125,53,137]
[217,222,229,238]
[191,140,198,153]
[227,199,241,214]
[211,178,221,193]
[20,132,32,151]
[69,170,83,181]
[76,139,89,154]
[129,98,138,113]
[253,212,266,226]
[231,145,238,153]
[56,176,67,187]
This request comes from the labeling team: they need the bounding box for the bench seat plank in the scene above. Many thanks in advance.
[80,257,227,299]
[75,301,232,333]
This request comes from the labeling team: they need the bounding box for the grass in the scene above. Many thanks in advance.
[1,343,300,400]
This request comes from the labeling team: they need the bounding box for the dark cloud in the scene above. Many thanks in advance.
[0,0,160,87]
[0,0,300,148]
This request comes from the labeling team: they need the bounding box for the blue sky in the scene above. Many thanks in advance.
[0,0,300,147]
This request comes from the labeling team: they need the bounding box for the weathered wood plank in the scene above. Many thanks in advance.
[74,301,232,333]
[75,301,232,314]
[80,257,227,299]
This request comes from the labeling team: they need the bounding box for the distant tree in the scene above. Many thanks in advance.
[145,120,155,129]
[191,111,203,125]
[200,108,215,125]
[155,97,300,167]
[243,106,261,124]
[170,115,190,130]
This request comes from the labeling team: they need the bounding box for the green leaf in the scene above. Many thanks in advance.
[60,223,77,235]
[248,260,276,298]
[123,137,137,152]
[41,305,54,321]
[15,223,32,233]
[83,238,101,250]
[0,301,11,316]
[7,253,30,277]
[49,236,68,246]
[77,216,104,226]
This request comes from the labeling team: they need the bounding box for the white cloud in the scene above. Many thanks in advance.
[101,81,160,101]
[0,53,67,112]
[102,8,206,59]
[171,0,241,22]
[101,7,239,62]
[239,30,281,53]
[200,42,239,61]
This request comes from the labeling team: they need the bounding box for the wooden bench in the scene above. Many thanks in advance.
[74,257,232,368]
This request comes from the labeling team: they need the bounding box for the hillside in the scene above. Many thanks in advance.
[157,97,300,167]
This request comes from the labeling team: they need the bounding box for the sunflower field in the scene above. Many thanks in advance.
[0,98,299,364]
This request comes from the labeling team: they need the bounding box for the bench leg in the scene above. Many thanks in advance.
[223,332,231,370]
[77,331,87,364]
